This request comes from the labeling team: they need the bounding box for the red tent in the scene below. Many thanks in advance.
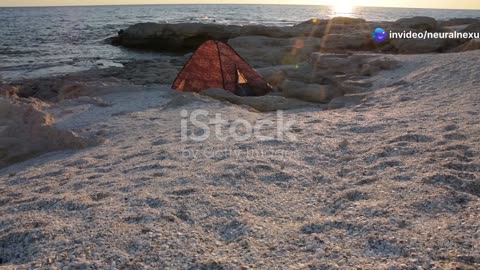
[172,40,272,96]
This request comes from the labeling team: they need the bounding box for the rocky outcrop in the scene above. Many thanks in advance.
[109,17,376,52]
[394,16,439,31]
[255,54,399,103]
[453,39,480,52]
[389,38,448,53]
[294,17,367,27]
[5,59,182,101]
[462,22,480,33]
[0,97,99,167]
[109,17,480,54]
[200,88,321,112]
[310,53,400,77]
[111,23,294,51]
[321,33,374,51]
[440,18,480,27]
[228,36,323,67]
[258,68,288,89]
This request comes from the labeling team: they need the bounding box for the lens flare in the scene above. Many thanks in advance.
[332,0,354,15]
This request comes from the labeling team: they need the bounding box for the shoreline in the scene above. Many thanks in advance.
[1,15,479,82]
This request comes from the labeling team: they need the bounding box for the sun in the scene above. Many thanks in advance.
[331,0,354,15]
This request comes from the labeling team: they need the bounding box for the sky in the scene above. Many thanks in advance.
[0,0,479,9]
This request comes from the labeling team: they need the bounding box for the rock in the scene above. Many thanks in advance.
[328,94,367,109]
[453,38,480,52]
[310,53,400,76]
[294,18,328,27]
[258,69,287,89]
[0,97,98,167]
[293,17,369,37]
[111,23,294,51]
[200,88,321,112]
[240,24,295,38]
[395,16,438,31]
[228,36,292,67]
[280,80,342,103]
[360,57,400,76]
[440,18,480,27]
[367,57,401,70]
[257,64,331,87]
[310,54,355,73]
[295,17,366,27]
[329,17,367,25]
[390,38,447,53]
[228,36,323,67]
[321,33,373,51]
[111,18,376,52]
[360,64,382,76]
[462,22,480,33]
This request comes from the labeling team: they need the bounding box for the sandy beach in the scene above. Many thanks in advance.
[0,14,479,269]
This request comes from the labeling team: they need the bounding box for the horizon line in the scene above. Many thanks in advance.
[0,3,479,11]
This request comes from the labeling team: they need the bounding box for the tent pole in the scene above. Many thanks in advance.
[215,41,226,90]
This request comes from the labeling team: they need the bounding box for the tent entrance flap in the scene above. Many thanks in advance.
[172,40,272,96]
[237,69,247,84]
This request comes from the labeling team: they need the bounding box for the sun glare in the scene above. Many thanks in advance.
[332,0,354,15]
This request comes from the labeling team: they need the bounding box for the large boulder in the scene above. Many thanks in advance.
[0,98,98,167]
[257,68,288,89]
[257,63,332,87]
[200,88,320,112]
[280,80,343,103]
[310,53,400,76]
[228,36,323,67]
[462,22,480,33]
[394,16,438,31]
[293,17,370,37]
[228,36,292,67]
[453,39,480,52]
[440,18,480,27]
[111,23,294,51]
[295,17,367,27]
[321,33,374,51]
[329,17,367,25]
[390,38,447,53]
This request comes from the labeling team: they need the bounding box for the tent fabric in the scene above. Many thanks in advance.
[172,40,272,96]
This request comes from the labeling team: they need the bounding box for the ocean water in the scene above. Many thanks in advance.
[0,4,479,80]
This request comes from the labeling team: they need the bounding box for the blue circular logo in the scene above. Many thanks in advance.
[372,28,388,43]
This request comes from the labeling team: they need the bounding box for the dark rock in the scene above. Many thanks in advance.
[395,16,439,31]
[200,88,322,112]
[321,33,374,51]
[440,18,480,27]
[452,38,480,52]
[112,22,294,52]
[390,38,447,53]
[462,22,480,33]
[294,17,367,27]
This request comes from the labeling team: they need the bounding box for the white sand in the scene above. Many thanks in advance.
[0,51,479,269]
